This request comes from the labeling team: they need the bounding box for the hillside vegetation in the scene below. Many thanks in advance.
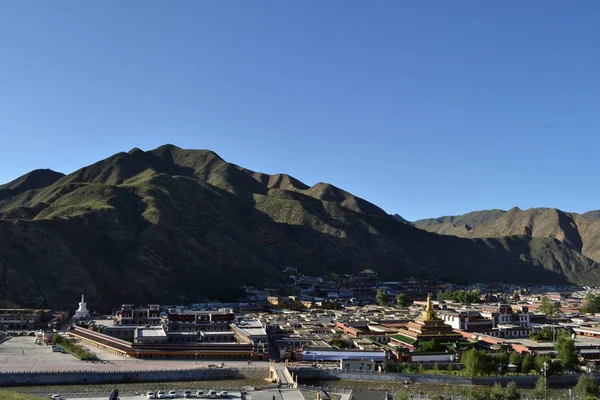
[1,145,599,310]
[0,392,41,400]
[415,207,600,264]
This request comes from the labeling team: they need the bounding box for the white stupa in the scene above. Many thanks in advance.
[73,294,90,319]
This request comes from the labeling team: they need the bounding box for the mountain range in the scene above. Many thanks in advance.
[414,208,600,264]
[1,145,599,311]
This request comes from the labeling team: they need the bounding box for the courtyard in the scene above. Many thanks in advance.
[0,336,269,373]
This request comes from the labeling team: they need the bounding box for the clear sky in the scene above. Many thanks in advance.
[1,2,599,221]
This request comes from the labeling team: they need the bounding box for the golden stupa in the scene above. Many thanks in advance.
[394,293,463,348]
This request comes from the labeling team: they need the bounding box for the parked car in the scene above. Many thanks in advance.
[183,391,192,398]
[157,391,166,399]
[208,390,217,399]
[169,391,177,398]
[219,391,228,398]
[147,392,156,399]
[196,391,204,398]
[50,394,61,399]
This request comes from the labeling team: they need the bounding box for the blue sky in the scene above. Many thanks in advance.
[1,1,599,221]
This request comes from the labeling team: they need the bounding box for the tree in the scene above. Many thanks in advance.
[534,355,560,376]
[469,386,491,400]
[504,381,521,400]
[581,293,600,314]
[396,293,411,307]
[509,351,522,370]
[575,373,599,399]
[529,328,554,342]
[555,330,579,371]
[330,337,347,348]
[538,296,560,318]
[436,289,481,304]
[420,339,442,352]
[437,290,452,301]
[376,288,388,306]
[492,351,509,375]
[461,349,489,377]
[490,383,505,400]
[521,353,534,374]
[531,376,546,400]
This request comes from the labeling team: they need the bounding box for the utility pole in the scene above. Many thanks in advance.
[542,361,548,400]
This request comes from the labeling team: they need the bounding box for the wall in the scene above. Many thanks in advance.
[410,354,453,363]
[0,367,269,387]
[291,366,600,388]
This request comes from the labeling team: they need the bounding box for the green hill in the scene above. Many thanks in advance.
[0,169,64,202]
[415,207,600,266]
[0,145,598,310]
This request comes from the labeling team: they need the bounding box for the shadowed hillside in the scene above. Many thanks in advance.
[415,207,600,264]
[0,145,599,310]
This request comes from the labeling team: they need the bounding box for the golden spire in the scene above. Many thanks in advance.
[421,293,436,321]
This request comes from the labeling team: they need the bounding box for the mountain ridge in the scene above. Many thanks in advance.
[414,207,600,263]
[1,145,599,310]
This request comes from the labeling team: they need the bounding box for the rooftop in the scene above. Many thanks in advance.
[136,328,167,338]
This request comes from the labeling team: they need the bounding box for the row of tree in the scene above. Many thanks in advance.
[529,327,570,342]
[52,334,97,360]
[375,289,411,307]
[437,289,482,304]
[461,332,579,377]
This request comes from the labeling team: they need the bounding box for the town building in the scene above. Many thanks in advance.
[0,309,44,330]
[115,304,161,325]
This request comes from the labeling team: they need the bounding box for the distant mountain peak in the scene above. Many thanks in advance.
[128,147,144,155]
[0,169,65,201]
